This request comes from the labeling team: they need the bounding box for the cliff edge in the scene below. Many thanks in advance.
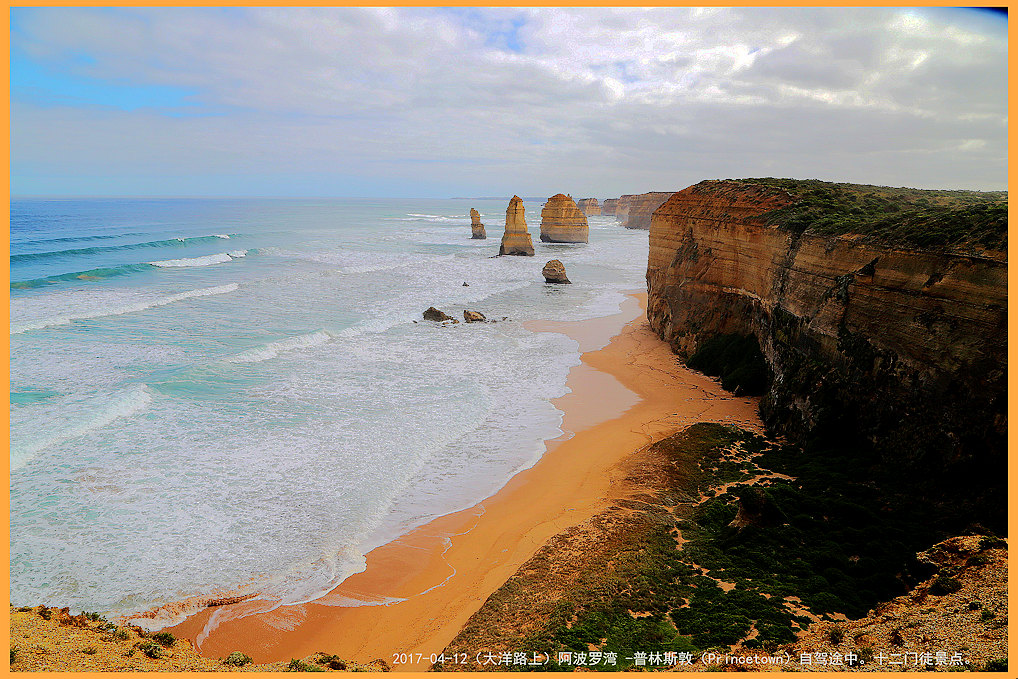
[646,179,1007,528]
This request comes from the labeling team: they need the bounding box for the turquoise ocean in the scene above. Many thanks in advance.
[10,197,648,627]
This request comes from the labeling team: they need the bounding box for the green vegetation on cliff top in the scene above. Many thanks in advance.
[729,178,1007,251]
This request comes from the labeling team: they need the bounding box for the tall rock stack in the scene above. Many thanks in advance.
[577,198,601,216]
[498,195,535,256]
[623,192,674,229]
[602,198,618,216]
[469,208,486,239]
[539,193,589,243]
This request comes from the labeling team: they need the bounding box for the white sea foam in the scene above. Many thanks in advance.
[10,284,239,334]
[149,251,245,267]
[214,234,231,239]
[11,384,154,470]
[226,330,333,363]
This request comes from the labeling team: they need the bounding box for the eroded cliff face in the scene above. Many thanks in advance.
[647,180,1007,526]
[577,198,601,216]
[540,194,589,243]
[602,198,618,216]
[624,191,674,229]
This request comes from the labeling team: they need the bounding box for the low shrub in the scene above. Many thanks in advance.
[929,576,962,595]
[137,641,163,659]
[223,651,253,667]
[151,632,176,648]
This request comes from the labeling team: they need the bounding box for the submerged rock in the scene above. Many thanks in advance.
[470,208,486,239]
[540,194,589,243]
[463,310,487,323]
[498,196,535,256]
[542,259,571,284]
[423,307,458,323]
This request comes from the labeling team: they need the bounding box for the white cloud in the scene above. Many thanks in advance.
[10,6,1008,196]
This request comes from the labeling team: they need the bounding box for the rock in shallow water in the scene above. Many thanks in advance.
[423,307,458,323]
[463,310,486,323]
[542,259,571,284]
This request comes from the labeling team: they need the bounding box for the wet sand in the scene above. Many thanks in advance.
[167,292,763,671]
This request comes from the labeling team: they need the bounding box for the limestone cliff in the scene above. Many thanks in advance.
[602,198,618,216]
[646,179,1007,527]
[623,191,673,230]
[499,195,535,256]
[539,194,589,243]
[615,195,634,224]
[469,208,486,240]
[576,198,601,216]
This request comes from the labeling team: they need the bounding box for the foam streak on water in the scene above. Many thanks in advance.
[9,198,647,624]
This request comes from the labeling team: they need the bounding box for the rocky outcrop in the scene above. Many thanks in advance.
[542,259,570,284]
[469,208,486,240]
[539,194,588,243]
[463,310,486,323]
[602,198,618,216]
[646,179,1007,527]
[623,191,673,229]
[423,307,458,323]
[576,198,601,216]
[498,196,535,256]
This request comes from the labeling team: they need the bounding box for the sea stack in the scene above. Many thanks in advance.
[577,198,601,216]
[542,259,570,284]
[469,208,486,239]
[623,192,674,229]
[602,198,618,216]
[539,194,589,243]
[498,195,535,256]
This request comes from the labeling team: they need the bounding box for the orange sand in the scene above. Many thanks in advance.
[167,292,763,671]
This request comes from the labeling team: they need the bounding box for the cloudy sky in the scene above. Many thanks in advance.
[10,7,1008,198]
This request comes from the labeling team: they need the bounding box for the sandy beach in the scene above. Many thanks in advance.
[167,292,764,671]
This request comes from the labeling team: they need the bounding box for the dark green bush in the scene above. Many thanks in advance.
[150,631,176,648]
[223,651,253,667]
[983,658,1007,672]
[929,576,962,595]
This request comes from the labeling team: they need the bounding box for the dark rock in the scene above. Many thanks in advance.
[423,307,457,323]
[464,310,486,323]
[542,259,571,284]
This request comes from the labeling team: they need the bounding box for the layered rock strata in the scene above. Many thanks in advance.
[646,179,1007,526]
[615,195,634,224]
[623,191,673,229]
[539,194,589,243]
[498,196,535,256]
[542,259,570,284]
[576,198,601,216]
[601,198,618,216]
[469,208,486,239]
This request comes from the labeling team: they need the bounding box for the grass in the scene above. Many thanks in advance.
[727,178,1007,251]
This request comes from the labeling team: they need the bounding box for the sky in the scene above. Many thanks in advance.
[9,6,1009,198]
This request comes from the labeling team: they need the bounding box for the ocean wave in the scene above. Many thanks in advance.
[10,235,237,264]
[10,284,239,335]
[11,263,156,289]
[11,384,154,470]
[149,251,246,268]
[13,232,148,248]
[226,330,333,364]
